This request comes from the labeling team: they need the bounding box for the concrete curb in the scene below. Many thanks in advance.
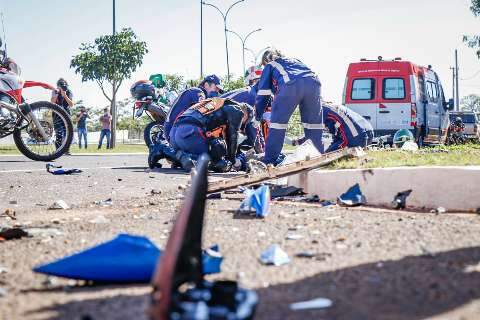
[288,166,480,212]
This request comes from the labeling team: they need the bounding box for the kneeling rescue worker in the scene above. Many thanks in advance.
[170,97,253,172]
[255,49,324,165]
[164,75,224,140]
[294,103,374,152]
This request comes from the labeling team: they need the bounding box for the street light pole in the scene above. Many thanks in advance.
[227,28,262,77]
[111,0,117,148]
[202,0,245,81]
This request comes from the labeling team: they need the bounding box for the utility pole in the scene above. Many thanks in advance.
[200,0,203,78]
[455,49,460,111]
[202,1,245,81]
[450,66,455,103]
[111,0,117,148]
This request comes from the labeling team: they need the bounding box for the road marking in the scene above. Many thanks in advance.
[0,165,147,174]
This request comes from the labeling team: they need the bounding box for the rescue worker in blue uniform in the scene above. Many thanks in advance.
[170,98,253,172]
[220,66,263,152]
[164,75,224,140]
[293,103,374,152]
[255,49,323,165]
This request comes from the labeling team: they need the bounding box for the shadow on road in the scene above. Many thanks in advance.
[256,246,480,320]
[26,247,480,320]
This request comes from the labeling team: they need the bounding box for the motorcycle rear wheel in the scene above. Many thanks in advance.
[144,121,164,146]
[13,101,73,161]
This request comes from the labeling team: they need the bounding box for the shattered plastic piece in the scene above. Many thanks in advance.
[46,164,83,175]
[89,215,110,224]
[33,234,222,283]
[0,227,29,241]
[239,185,270,217]
[207,193,222,199]
[435,207,447,214]
[290,297,333,310]
[270,186,304,199]
[337,184,366,207]
[260,244,290,266]
[49,200,70,210]
[286,234,303,240]
[391,189,412,210]
[95,198,113,206]
[0,287,7,297]
[401,141,419,152]
[150,189,162,195]
[2,208,16,220]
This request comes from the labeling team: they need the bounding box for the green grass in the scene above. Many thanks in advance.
[0,144,148,155]
[329,144,480,169]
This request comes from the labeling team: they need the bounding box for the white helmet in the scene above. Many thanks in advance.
[245,66,262,85]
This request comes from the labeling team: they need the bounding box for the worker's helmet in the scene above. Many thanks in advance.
[393,129,414,148]
[261,48,284,65]
[455,116,462,122]
[245,66,262,85]
[130,80,156,100]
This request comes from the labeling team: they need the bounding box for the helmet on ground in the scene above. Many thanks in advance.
[393,129,414,148]
[245,66,262,85]
[261,48,284,65]
[130,80,156,100]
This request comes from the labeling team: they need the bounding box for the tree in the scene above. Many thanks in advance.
[70,28,148,148]
[464,1,480,57]
[461,94,480,112]
[165,74,185,92]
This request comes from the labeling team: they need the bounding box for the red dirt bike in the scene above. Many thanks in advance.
[0,38,73,161]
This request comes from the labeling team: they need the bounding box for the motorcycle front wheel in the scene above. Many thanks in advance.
[13,101,73,161]
[144,121,164,146]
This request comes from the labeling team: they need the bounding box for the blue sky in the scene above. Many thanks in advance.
[2,0,480,108]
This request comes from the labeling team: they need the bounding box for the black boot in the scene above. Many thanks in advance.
[148,144,164,169]
[177,151,196,172]
[209,159,232,173]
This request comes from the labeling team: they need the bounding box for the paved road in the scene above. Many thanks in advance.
[0,154,190,210]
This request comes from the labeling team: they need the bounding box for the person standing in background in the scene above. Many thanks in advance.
[98,107,112,149]
[51,78,74,154]
[76,106,89,149]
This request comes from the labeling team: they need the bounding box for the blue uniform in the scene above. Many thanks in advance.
[164,87,206,140]
[323,104,374,152]
[221,84,261,150]
[255,57,323,164]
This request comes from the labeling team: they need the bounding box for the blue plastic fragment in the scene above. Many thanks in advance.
[33,234,222,283]
[337,183,366,207]
[240,185,271,217]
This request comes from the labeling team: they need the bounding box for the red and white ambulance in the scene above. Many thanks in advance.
[342,57,454,145]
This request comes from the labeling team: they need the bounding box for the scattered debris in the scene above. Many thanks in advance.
[391,189,413,210]
[9,200,17,205]
[337,183,366,207]
[0,287,7,297]
[2,208,16,220]
[431,207,447,214]
[94,198,113,206]
[150,189,162,195]
[49,200,70,210]
[270,185,304,199]
[0,227,29,241]
[286,234,304,240]
[207,193,221,199]
[290,297,333,310]
[260,244,290,266]
[33,234,223,283]
[0,266,8,274]
[89,215,110,224]
[239,185,270,218]
[295,252,332,261]
[46,164,83,175]
[24,227,63,237]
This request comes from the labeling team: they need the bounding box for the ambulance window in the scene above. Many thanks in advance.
[351,78,375,100]
[427,81,439,102]
[383,78,405,99]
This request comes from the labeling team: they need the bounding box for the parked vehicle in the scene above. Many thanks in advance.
[343,57,454,145]
[0,37,73,161]
[449,111,480,142]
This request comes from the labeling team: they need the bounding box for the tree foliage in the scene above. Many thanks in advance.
[464,1,480,57]
[70,28,148,103]
[461,94,480,112]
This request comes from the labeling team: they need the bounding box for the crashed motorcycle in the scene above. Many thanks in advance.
[131,80,169,146]
[0,38,73,161]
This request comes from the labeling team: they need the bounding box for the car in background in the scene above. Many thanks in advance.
[343,57,454,145]
[449,111,480,142]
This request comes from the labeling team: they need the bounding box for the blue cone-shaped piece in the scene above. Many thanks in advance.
[33,234,222,283]
[240,185,271,218]
[337,183,366,207]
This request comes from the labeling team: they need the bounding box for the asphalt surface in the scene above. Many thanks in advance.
[0,154,189,210]
[1,154,480,320]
